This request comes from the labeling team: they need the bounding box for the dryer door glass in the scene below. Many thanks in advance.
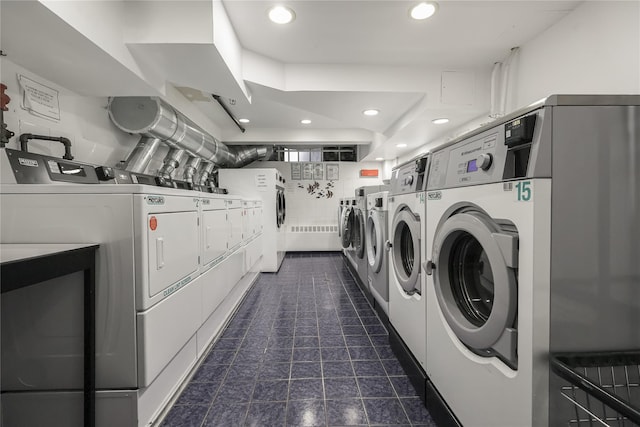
[341,208,354,248]
[449,232,494,327]
[366,214,384,272]
[391,208,421,294]
[354,209,366,259]
[432,210,518,368]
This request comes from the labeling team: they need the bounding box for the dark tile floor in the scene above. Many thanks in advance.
[161,252,435,426]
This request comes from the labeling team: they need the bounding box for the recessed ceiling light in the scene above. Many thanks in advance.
[396,143,407,148]
[410,2,438,20]
[432,118,449,124]
[363,109,379,116]
[375,157,384,161]
[268,6,295,24]
[300,119,311,124]
[238,118,250,124]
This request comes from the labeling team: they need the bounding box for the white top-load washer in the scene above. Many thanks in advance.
[423,95,640,427]
[386,154,430,371]
[218,168,286,272]
[0,148,252,426]
[366,191,390,315]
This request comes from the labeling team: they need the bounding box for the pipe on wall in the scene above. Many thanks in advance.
[107,97,269,170]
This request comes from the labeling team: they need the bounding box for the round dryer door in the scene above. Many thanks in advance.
[432,208,519,368]
[340,207,354,249]
[354,208,366,259]
[366,211,384,273]
[276,191,282,228]
[281,193,286,224]
[391,207,421,294]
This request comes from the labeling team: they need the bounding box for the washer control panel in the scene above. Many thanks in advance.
[427,109,542,190]
[390,154,430,195]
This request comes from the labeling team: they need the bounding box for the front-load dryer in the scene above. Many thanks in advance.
[386,155,430,375]
[366,191,389,316]
[423,95,640,427]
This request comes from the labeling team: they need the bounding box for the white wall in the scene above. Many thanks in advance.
[513,1,640,109]
[1,58,137,167]
[396,1,640,166]
[246,160,385,251]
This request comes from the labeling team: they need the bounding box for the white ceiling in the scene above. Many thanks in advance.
[197,0,580,159]
[223,1,577,67]
[0,0,581,161]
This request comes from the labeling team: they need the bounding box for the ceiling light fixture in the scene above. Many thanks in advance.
[363,109,379,116]
[268,5,295,24]
[238,118,250,124]
[410,2,438,20]
[375,157,384,161]
[432,118,449,124]
[396,143,407,148]
[300,119,311,124]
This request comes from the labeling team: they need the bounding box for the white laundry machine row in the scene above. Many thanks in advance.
[385,154,431,402]
[422,95,640,427]
[218,168,286,272]
[365,191,390,319]
[352,185,389,304]
[0,149,262,427]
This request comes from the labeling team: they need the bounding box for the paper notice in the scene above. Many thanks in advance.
[255,173,268,191]
[326,164,339,180]
[291,163,302,180]
[19,75,60,121]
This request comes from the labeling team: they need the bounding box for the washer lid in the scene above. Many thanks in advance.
[391,207,421,294]
[366,211,384,273]
[432,210,518,368]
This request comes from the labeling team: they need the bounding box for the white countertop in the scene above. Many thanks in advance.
[0,243,98,264]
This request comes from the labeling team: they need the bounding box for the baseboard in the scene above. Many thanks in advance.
[388,323,427,403]
[425,378,462,427]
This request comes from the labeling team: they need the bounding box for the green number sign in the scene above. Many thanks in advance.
[515,181,532,201]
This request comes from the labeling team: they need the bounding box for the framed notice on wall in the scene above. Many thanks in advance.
[313,163,324,180]
[303,163,314,180]
[291,163,302,180]
[326,164,339,180]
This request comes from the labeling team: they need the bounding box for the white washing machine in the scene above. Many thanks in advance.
[366,191,390,315]
[344,198,359,269]
[354,185,389,299]
[423,95,640,427]
[386,155,430,372]
[218,168,286,272]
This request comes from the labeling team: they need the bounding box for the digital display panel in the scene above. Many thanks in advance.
[466,159,478,172]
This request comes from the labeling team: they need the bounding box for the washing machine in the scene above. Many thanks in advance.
[366,191,390,316]
[423,95,640,427]
[353,185,389,300]
[343,198,359,269]
[386,154,430,379]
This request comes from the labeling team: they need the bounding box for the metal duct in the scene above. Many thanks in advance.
[108,97,269,169]
[121,136,162,173]
[157,148,186,180]
[196,162,216,186]
[183,156,202,185]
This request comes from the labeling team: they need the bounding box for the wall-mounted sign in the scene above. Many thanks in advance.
[18,74,60,121]
[303,163,314,180]
[291,163,302,180]
[313,163,324,180]
[326,164,339,180]
[360,169,379,177]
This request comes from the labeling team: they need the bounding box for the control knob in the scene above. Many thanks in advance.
[477,153,493,171]
[404,175,414,186]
